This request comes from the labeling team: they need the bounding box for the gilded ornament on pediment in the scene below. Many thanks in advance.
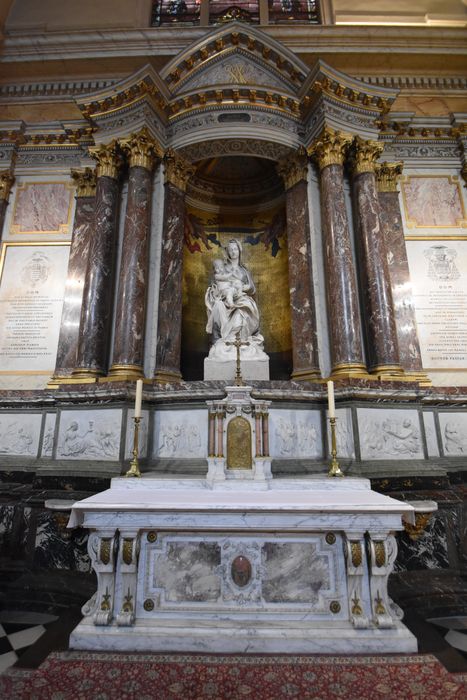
[0,170,15,201]
[184,96,193,109]
[265,92,273,105]
[277,149,308,190]
[349,136,384,175]
[89,141,122,179]
[376,162,403,192]
[200,47,209,60]
[185,57,194,70]
[262,47,270,60]
[247,37,255,51]
[231,32,240,45]
[164,149,195,192]
[71,168,96,197]
[199,93,207,105]
[215,39,224,52]
[249,90,257,103]
[215,90,223,103]
[308,127,353,169]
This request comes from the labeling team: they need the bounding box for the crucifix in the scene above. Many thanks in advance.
[226,331,250,386]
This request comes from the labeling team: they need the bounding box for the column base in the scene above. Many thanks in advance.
[402,370,432,387]
[107,364,144,380]
[330,363,369,379]
[291,368,321,382]
[370,364,404,379]
[154,369,182,384]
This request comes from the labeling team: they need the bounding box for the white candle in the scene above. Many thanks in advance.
[327,380,335,419]
[134,379,143,418]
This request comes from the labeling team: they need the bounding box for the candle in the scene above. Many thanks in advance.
[134,379,143,418]
[327,380,335,419]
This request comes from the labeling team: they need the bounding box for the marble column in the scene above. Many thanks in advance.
[0,170,15,241]
[73,142,122,379]
[350,137,402,375]
[51,169,96,381]
[109,129,162,379]
[310,128,366,378]
[277,151,321,381]
[154,149,195,383]
[376,162,428,381]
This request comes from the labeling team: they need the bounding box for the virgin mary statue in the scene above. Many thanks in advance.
[204,239,269,370]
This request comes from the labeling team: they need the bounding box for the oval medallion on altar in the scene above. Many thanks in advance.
[231,555,252,587]
[227,415,252,469]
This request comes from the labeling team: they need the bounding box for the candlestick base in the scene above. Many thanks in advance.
[328,458,344,478]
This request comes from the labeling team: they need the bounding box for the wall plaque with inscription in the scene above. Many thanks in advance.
[0,244,70,373]
[406,240,467,369]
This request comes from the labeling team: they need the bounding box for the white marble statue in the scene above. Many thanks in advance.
[205,239,267,361]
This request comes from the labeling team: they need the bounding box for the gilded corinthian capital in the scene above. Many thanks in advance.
[349,136,384,175]
[308,127,353,170]
[88,141,123,179]
[119,127,163,170]
[375,162,403,192]
[0,170,15,201]
[71,168,97,197]
[163,149,195,192]
[276,148,308,190]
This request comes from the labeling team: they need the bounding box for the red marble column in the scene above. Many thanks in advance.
[73,142,122,379]
[350,138,402,376]
[109,129,162,379]
[376,163,429,382]
[51,169,96,382]
[154,149,195,383]
[0,171,15,242]
[277,151,321,381]
[310,128,366,378]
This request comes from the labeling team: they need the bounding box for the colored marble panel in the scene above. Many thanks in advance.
[402,176,466,228]
[11,183,72,234]
[352,172,400,370]
[112,166,152,370]
[262,542,331,604]
[320,164,364,370]
[75,176,119,374]
[153,542,221,602]
[154,182,185,380]
[378,190,422,371]
[54,196,94,376]
[285,179,320,378]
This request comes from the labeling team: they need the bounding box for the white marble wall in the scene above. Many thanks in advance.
[269,409,322,459]
[423,412,439,457]
[152,409,207,459]
[357,408,424,460]
[41,413,57,457]
[56,409,122,461]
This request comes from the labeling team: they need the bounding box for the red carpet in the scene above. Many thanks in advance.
[0,651,466,699]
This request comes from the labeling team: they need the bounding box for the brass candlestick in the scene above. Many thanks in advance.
[328,417,344,477]
[125,416,141,478]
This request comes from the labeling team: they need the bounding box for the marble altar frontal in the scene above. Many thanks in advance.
[69,475,417,655]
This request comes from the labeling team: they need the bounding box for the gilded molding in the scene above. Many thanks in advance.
[308,127,353,170]
[349,136,384,175]
[163,149,195,192]
[71,168,96,197]
[119,127,163,170]
[376,162,403,192]
[0,170,15,201]
[89,141,122,179]
[276,149,308,190]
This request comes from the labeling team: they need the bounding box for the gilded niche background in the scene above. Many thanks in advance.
[181,156,292,379]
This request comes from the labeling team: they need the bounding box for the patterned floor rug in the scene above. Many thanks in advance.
[0,651,466,699]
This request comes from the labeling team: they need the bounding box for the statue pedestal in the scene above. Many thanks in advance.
[204,356,269,381]
[68,476,417,655]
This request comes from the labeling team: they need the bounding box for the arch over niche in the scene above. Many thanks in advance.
[178,138,294,164]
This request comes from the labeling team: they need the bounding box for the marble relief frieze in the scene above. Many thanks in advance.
[56,410,122,460]
[357,409,423,461]
[40,413,56,458]
[152,410,207,459]
[0,413,42,457]
[124,410,149,460]
[326,408,355,459]
[438,413,467,456]
[269,409,322,459]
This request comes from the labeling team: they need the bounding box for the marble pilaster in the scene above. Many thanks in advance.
[73,143,122,379]
[51,169,96,381]
[109,129,162,379]
[310,129,366,378]
[376,163,428,382]
[350,138,402,376]
[277,151,320,381]
[0,170,15,241]
[154,150,195,383]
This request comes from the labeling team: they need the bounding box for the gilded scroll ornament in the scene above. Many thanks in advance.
[99,538,112,565]
[164,149,196,192]
[122,538,134,565]
[119,127,163,170]
[276,149,308,190]
[71,168,96,197]
[0,170,15,201]
[350,541,363,568]
[227,416,252,469]
[374,541,386,568]
[89,141,123,179]
[308,127,353,170]
[349,136,384,175]
[376,162,403,193]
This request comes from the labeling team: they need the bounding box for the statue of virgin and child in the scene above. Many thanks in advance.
[204,239,269,367]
